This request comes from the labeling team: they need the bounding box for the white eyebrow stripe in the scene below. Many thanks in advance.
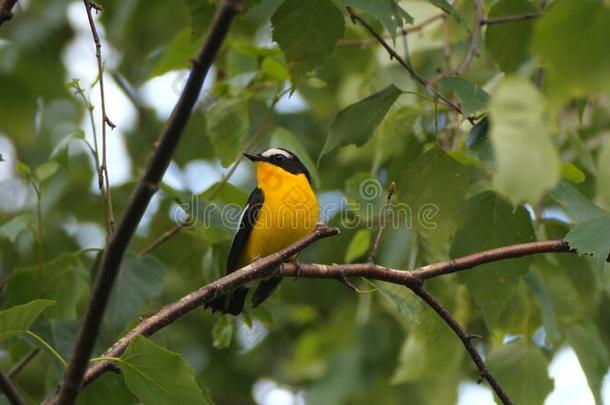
[261,148,291,158]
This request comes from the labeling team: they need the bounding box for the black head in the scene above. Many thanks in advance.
[243,148,311,183]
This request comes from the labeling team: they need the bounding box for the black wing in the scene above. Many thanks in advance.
[205,188,264,315]
[226,187,264,272]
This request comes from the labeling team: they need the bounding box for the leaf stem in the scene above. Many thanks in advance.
[25,331,68,369]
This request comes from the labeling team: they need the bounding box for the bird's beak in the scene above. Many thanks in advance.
[243,152,264,162]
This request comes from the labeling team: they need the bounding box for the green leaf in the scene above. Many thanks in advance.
[564,215,610,262]
[105,253,165,331]
[485,0,538,72]
[451,191,536,328]
[321,85,402,159]
[343,0,413,39]
[78,372,137,405]
[597,136,610,208]
[372,281,419,322]
[0,214,33,243]
[438,77,490,117]
[3,253,89,320]
[550,181,608,224]
[400,147,469,260]
[524,272,560,343]
[488,339,554,405]
[344,229,371,263]
[271,127,321,188]
[50,130,85,169]
[560,162,586,184]
[0,300,55,340]
[371,105,421,173]
[426,0,461,21]
[152,28,200,78]
[206,98,249,167]
[271,0,344,82]
[489,76,560,205]
[261,57,289,81]
[466,117,493,163]
[35,161,59,182]
[119,336,210,405]
[531,0,610,106]
[564,320,609,405]
[183,0,216,41]
[212,314,234,349]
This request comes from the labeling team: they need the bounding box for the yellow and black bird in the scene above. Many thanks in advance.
[206,148,320,315]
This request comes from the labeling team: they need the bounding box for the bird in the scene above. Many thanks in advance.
[206,147,320,315]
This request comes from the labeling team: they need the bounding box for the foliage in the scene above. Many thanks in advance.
[0,0,609,404]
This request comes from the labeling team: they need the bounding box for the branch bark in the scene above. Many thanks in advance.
[0,370,25,405]
[53,1,244,404]
[66,236,578,397]
[83,0,116,237]
[0,0,17,28]
[411,286,513,404]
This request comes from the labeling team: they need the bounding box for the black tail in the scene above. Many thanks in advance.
[251,277,282,308]
[205,287,248,315]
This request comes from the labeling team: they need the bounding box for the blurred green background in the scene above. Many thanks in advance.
[1,0,610,404]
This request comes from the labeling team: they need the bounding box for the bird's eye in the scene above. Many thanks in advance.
[274,154,286,162]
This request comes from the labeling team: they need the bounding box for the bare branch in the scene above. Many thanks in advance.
[345,6,475,125]
[410,286,513,405]
[83,0,115,236]
[0,370,25,405]
[0,0,18,28]
[52,1,245,404]
[482,12,542,26]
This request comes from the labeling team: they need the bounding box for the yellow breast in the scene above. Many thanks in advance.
[240,162,319,266]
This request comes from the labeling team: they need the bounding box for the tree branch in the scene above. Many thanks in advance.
[345,6,475,125]
[54,224,339,397]
[455,0,484,75]
[410,286,513,405]
[338,12,444,48]
[83,0,116,237]
[53,1,244,404]
[0,369,25,405]
[0,0,17,28]
[65,237,583,395]
[482,12,542,26]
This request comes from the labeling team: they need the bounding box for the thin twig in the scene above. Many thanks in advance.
[345,6,475,125]
[52,2,244,404]
[0,370,25,405]
[83,0,116,237]
[63,238,595,392]
[338,13,444,48]
[139,87,289,255]
[0,0,18,28]
[482,12,542,26]
[410,286,513,405]
[455,0,484,75]
[368,181,396,263]
[8,348,40,379]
